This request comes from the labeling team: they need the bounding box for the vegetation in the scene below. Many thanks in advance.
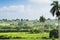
[0,1,59,40]
[39,16,46,22]
[50,1,60,39]
[0,18,58,40]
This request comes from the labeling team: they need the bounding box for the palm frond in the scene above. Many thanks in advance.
[50,6,56,16]
[56,10,60,17]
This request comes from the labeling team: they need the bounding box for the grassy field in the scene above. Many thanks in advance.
[0,32,49,39]
[0,20,58,40]
[0,32,58,40]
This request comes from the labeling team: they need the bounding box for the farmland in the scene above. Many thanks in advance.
[0,0,60,40]
[0,19,58,40]
[0,32,58,40]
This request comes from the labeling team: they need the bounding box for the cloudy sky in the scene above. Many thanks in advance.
[0,0,60,20]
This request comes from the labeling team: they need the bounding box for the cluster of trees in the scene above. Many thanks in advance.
[0,25,50,33]
[0,19,29,22]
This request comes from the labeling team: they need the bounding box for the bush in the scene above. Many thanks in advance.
[44,30,49,32]
[29,29,40,33]
[0,35,10,39]
[49,29,58,38]
[0,35,26,39]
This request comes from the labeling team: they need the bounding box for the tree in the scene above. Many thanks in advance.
[21,19,23,21]
[47,18,51,20]
[50,1,60,17]
[49,29,58,38]
[16,19,20,21]
[50,1,60,39]
[25,19,29,21]
[44,24,49,29]
[18,22,23,27]
[2,19,7,21]
[39,16,46,22]
[39,16,46,33]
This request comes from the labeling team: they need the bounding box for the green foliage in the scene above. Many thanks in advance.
[39,16,46,22]
[50,1,58,17]
[44,25,49,29]
[21,19,23,21]
[0,18,58,40]
[18,22,23,27]
[2,19,7,21]
[47,18,51,20]
[37,28,42,32]
[0,32,49,39]
[29,29,40,33]
[49,29,58,38]
[25,19,29,21]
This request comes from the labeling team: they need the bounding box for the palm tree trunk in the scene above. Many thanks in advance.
[58,17,60,40]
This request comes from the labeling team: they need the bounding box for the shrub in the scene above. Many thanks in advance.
[29,29,40,33]
[49,29,58,38]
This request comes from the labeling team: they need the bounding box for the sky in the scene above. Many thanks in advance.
[0,0,60,20]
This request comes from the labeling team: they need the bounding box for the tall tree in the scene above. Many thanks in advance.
[39,16,46,22]
[39,16,46,33]
[21,19,23,21]
[50,1,60,39]
[2,19,7,21]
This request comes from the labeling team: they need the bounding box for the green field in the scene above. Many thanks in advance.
[0,32,49,38]
[0,32,58,40]
[0,19,58,40]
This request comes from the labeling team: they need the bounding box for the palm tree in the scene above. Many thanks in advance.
[50,1,60,40]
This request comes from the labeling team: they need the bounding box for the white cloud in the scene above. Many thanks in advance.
[29,0,51,4]
[0,5,25,19]
[0,4,55,20]
[0,5,24,13]
[24,5,55,19]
